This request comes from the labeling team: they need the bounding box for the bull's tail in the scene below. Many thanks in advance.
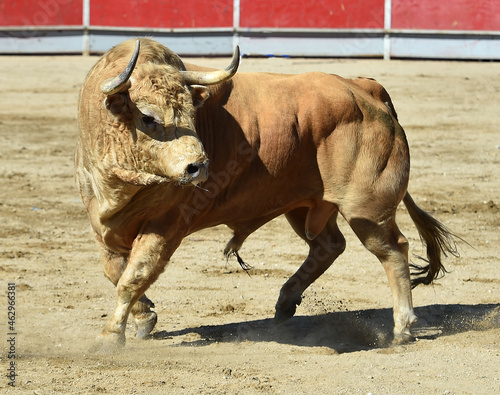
[403,192,461,288]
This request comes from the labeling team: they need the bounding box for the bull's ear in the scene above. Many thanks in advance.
[189,85,210,108]
[104,93,129,118]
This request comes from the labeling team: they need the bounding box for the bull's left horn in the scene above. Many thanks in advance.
[101,40,141,95]
[180,46,240,86]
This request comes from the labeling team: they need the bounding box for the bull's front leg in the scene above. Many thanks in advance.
[93,229,180,352]
[98,242,158,339]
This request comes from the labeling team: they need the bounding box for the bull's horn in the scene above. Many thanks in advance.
[180,46,240,86]
[101,40,141,95]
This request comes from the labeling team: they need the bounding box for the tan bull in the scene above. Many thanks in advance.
[75,38,458,351]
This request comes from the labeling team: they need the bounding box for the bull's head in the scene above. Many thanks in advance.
[99,40,239,186]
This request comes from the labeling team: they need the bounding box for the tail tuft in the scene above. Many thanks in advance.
[403,193,462,288]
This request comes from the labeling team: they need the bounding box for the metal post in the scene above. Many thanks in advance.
[82,0,90,55]
[233,0,240,55]
[384,0,392,60]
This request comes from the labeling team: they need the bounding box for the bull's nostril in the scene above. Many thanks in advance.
[186,163,201,177]
[186,161,208,182]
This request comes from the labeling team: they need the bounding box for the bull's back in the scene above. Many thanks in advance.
[220,71,403,171]
[202,71,410,217]
[215,72,362,171]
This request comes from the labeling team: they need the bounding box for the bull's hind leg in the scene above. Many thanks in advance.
[275,208,346,322]
[99,243,158,339]
[345,214,417,343]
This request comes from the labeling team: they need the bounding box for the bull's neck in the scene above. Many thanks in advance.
[97,170,143,222]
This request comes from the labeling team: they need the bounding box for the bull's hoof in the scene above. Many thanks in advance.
[392,328,415,345]
[134,311,158,339]
[88,332,125,354]
[274,295,302,324]
[392,332,414,345]
[392,314,418,344]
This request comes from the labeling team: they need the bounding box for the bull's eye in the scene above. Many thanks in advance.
[142,115,157,125]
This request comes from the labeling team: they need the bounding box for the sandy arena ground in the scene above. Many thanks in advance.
[0,49,499,394]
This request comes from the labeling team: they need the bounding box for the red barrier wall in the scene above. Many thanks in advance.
[392,0,500,31]
[2,0,499,31]
[1,0,499,57]
[0,0,82,26]
[90,0,233,28]
[239,0,384,29]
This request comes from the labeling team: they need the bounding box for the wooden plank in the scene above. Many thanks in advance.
[390,34,500,59]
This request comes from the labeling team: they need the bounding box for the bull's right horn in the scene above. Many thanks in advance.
[101,40,141,95]
[180,46,240,86]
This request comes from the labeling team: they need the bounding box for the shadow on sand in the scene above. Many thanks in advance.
[150,303,499,354]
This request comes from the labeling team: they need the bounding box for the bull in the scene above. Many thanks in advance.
[75,38,458,351]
